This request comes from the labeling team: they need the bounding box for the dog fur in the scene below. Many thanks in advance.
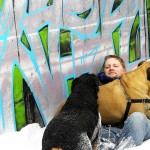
[42,73,101,150]
[55,62,150,126]
[98,61,150,124]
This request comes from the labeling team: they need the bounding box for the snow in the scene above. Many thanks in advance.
[0,123,149,150]
[0,123,45,150]
[127,140,150,150]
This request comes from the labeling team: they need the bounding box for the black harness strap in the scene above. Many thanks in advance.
[102,98,150,128]
[128,99,150,103]
[123,99,150,121]
[123,100,131,122]
[103,82,150,128]
[120,81,150,122]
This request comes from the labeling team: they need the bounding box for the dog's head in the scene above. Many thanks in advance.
[71,73,100,97]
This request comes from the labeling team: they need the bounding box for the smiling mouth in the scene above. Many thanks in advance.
[109,72,115,74]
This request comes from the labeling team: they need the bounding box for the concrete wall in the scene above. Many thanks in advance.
[0,0,149,132]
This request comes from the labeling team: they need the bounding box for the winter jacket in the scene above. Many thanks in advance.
[96,72,120,86]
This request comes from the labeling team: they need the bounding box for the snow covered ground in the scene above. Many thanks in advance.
[0,123,149,150]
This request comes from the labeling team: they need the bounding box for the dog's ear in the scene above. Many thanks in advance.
[147,67,150,81]
[71,77,79,91]
[71,74,89,91]
[88,75,99,93]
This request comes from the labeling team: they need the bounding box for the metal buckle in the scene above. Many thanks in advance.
[127,97,131,101]
[127,98,131,103]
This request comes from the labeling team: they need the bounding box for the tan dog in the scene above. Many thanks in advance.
[57,61,150,126]
[98,61,150,124]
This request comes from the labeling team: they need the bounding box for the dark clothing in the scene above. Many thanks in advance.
[96,72,123,127]
[97,72,119,85]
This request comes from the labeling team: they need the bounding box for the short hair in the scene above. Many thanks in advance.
[103,55,126,70]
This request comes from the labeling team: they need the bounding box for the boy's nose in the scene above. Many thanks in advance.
[109,66,114,70]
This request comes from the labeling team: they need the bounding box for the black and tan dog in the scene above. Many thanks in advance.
[42,73,101,150]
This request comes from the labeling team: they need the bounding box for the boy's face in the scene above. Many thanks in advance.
[104,58,126,78]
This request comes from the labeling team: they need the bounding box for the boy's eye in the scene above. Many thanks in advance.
[115,66,119,68]
[105,66,110,69]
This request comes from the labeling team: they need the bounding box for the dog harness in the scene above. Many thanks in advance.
[120,81,150,122]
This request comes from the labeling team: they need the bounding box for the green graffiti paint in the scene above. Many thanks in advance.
[67,78,73,96]
[77,8,91,19]
[146,0,150,56]
[112,24,122,56]
[15,101,26,131]
[60,29,72,57]
[14,66,26,131]
[112,0,123,12]
[129,11,140,62]
[0,0,4,10]
[39,26,48,59]
[39,25,50,69]
[96,24,101,34]
[47,0,53,6]
[112,0,124,13]
[21,31,31,51]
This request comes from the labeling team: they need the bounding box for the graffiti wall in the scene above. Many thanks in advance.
[0,0,149,132]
